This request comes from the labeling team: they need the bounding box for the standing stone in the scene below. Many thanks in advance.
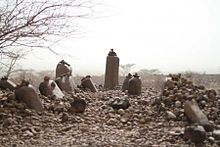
[39,77,64,98]
[55,75,75,93]
[81,75,97,92]
[122,73,133,92]
[39,76,53,97]
[104,49,119,89]
[15,87,43,111]
[184,99,213,132]
[48,80,64,98]
[56,60,72,78]
[0,77,16,91]
[128,73,142,95]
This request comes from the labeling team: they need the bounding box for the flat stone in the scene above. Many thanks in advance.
[166,111,176,119]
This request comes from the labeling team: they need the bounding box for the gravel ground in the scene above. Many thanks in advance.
[0,85,219,146]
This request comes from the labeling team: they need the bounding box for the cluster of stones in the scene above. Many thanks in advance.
[157,73,220,145]
[1,49,220,146]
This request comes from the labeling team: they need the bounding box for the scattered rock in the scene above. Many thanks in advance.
[184,125,206,144]
[166,111,176,119]
[109,97,130,110]
[69,98,86,113]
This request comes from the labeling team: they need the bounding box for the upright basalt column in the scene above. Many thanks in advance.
[104,49,119,89]
[56,60,72,78]
[81,75,97,92]
[122,73,133,92]
[55,60,75,93]
[128,73,142,95]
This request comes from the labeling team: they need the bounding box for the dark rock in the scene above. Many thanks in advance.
[61,113,69,123]
[122,73,132,92]
[184,125,206,144]
[2,118,13,128]
[69,99,86,113]
[128,73,142,95]
[81,75,97,92]
[15,86,43,111]
[104,49,119,89]
[39,76,53,97]
[110,97,130,110]
[56,60,72,78]
[0,77,16,91]
[184,99,213,132]
[39,77,64,98]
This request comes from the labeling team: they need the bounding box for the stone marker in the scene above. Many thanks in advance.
[15,86,43,111]
[81,75,97,92]
[55,75,75,93]
[128,73,142,95]
[39,76,53,97]
[56,60,72,78]
[184,125,206,144]
[104,49,119,89]
[122,73,132,92]
[39,76,64,98]
[48,80,64,98]
[0,77,16,91]
[184,99,213,132]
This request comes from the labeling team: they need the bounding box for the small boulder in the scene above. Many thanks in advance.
[69,99,86,113]
[184,125,206,144]
[110,97,130,110]
[15,86,43,111]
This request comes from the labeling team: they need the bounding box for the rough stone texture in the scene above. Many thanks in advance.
[15,86,43,111]
[69,98,86,113]
[109,97,130,110]
[184,99,213,132]
[55,60,72,78]
[157,74,219,131]
[81,76,97,93]
[122,73,132,92]
[128,74,142,96]
[104,50,119,89]
[56,76,75,94]
[0,74,220,146]
[0,78,16,91]
[184,125,207,144]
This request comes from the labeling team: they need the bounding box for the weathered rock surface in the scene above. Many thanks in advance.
[0,75,219,146]
[15,86,43,111]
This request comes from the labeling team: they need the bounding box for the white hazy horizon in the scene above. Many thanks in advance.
[18,0,220,75]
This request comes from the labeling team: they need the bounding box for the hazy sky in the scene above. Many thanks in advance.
[20,0,220,75]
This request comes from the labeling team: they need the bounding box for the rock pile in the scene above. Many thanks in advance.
[157,73,220,144]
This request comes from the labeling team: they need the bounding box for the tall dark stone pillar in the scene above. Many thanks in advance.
[104,49,119,89]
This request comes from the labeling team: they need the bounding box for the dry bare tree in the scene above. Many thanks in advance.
[0,0,93,77]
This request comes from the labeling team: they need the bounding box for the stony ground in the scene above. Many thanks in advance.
[0,86,219,146]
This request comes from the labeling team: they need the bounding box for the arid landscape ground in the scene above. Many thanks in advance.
[0,73,220,146]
